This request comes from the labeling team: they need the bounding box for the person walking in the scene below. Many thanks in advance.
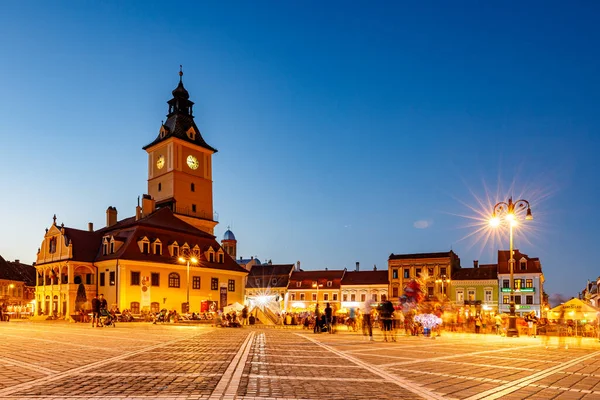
[494,314,503,335]
[91,295,100,328]
[362,301,373,341]
[313,304,321,333]
[324,303,333,334]
[241,306,249,326]
[380,299,394,342]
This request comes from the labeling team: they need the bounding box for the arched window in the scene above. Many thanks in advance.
[130,302,140,314]
[169,273,180,288]
[150,302,160,313]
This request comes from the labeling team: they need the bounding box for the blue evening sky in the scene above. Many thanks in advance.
[1,2,598,300]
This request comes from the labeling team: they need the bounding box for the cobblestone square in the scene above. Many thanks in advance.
[0,322,599,399]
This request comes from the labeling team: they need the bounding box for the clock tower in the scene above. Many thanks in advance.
[143,68,218,235]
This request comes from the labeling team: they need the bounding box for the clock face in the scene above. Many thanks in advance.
[156,155,165,169]
[187,155,199,170]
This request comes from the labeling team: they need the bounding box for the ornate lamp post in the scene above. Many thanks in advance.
[178,253,198,314]
[312,282,323,306]
[490,197,533,337]
[435,275,450,303]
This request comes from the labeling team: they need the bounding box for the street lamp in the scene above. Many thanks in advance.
[435,276,450,303]
[178,254,198,314]
[490,197,533,337]
[312,282,323,306]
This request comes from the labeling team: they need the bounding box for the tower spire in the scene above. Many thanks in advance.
[179,65,183,83]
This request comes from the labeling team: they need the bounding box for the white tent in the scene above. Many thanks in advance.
[223,302,244,314]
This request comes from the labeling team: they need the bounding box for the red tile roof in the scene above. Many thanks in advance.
[497,250,542,274]
[389,251,458,260]
[452,265,498,281]
[341,270,389,285]
[288,270,346,289]
[0,256,36,286]
[38,207,247,274]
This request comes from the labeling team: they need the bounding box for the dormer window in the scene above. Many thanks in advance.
[154,240,162,255]
[520,259,527,271]
[172,245,179,257]
[138,237,151,254]
[209,253,214,263]
[255,278,261,286]
[296,282,301,288]
[327,281,332,287]
[186,127,196,141]
[102,242,108,256]
[109,241,115,254]
[218,253,224,263]
[271,278,277,286]
[159,125,168,139]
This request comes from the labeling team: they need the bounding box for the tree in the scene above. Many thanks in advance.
[75,283,87,311]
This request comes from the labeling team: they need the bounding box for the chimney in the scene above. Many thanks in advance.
[355,261,360,272]
[296,261,301,271]
[135,205,142,221]
[88,222,94,232]
[141,194,155,217]
[325,267,328,271]
[373,264,377,271]
[106,207,117,227]
[473,260,479,269]
[14,259,20,264]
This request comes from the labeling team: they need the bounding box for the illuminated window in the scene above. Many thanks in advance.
[168,273,180,288]
[228,280,235,292]
[130,302,140,314]
[151,302,160,313]
[526,279,533,288]
[211,278,218,290]
[351,294,356,301]
[485,290,493,302]
[456,289,464,303]
[503,295,510,304]
[192,276,201,289]
[468,290,475,301]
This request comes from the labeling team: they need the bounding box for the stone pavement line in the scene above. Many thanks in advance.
[246,374,386,383]
[0,331,121,352]
[0,330,206,398]
[296,333,449,400]
[428,359,536,371]
[209,331,255,400]
[2,324,160,343]
[378,343,542,367]
[0,357,56,375]
[464,350,600,400]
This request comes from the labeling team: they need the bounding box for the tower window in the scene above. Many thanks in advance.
[158,183,162,192]
[191,183,195,192]
[192,204,196,213]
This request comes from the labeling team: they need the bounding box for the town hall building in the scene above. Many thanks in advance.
[34,70,248,319]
